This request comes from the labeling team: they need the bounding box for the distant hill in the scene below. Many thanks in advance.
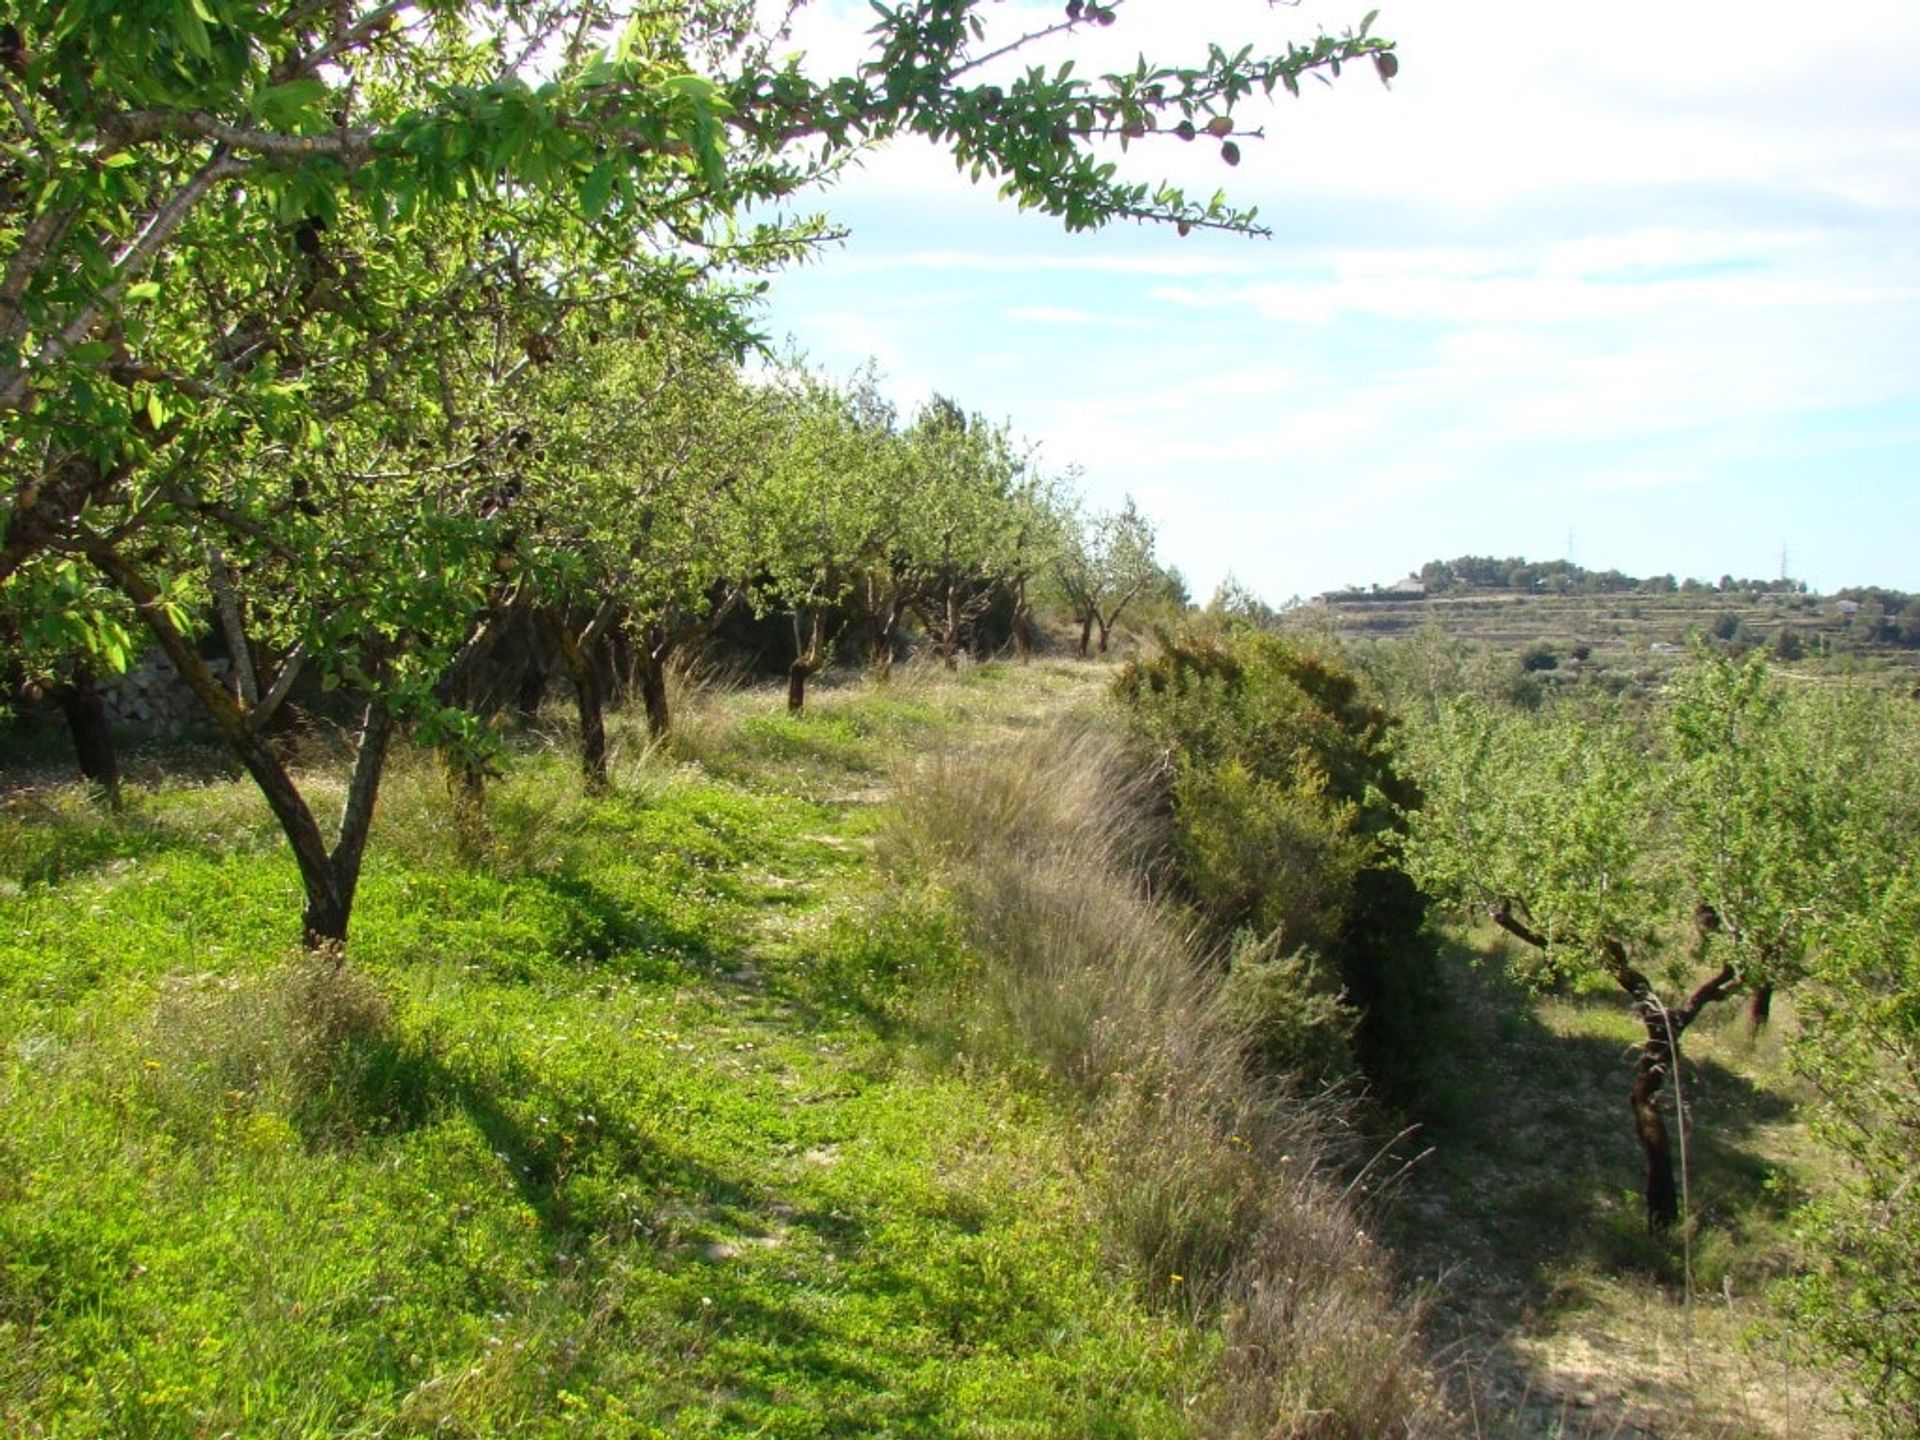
[1322,555,1812,602]
[1303,556,1920,683]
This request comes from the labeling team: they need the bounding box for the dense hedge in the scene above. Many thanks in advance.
[1113,628,1438,1091]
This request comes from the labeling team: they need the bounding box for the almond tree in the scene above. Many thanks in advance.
[899,398,1027,669]
[744,368,895,714]
[1402,655,1885,1229]
[1054,495,1164,655]
[520,323,773,784]
[2,0,1399,948]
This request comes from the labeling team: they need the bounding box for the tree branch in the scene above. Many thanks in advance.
[1677,962,1742,1031]
[278,0,413,80]
[0,151,251,414]
[0,205,79,346]
[101,110,378,163]
[250,642,308,732]
[1488,896,1550,951]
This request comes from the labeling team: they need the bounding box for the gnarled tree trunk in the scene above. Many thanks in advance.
[52,663,120,807]
[87,540,393,953]
[787,608,828,715]
[1491,901,1741,1232]
[1629,1014,1681,1231]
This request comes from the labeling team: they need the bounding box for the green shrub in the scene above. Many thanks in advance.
[1520,640,1559,672]
[1220,930,1356,1092]
[1113,630,1438,1090]
[1784,875,1920,1437]
[1173,759,1369,956]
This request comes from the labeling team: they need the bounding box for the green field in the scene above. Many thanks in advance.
[1,662,1441,1438]
[0,657,1877,1438]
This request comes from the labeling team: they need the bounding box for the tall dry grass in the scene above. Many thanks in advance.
[887,716,1454,1438]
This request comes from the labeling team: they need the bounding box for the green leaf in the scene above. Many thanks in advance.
[254,78,329,128]
[124,281,161,302]
[581,160,616,220]
[171,0,213,60]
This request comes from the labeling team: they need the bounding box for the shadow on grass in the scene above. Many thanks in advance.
[526,869,732,981]
[1389,936,1809,1435]
[1398,937,1794,1299]
[391,1056,1017,1436]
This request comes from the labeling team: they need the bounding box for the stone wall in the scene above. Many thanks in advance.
[100,652,228,739]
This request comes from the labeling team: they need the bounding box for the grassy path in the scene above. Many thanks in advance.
[1,662,1209,1438]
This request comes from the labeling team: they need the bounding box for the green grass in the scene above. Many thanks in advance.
[0,663,1239,1439]
[6,655,1865,1439]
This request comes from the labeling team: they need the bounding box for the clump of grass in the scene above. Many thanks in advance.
[137,953,428,1145]
[371,742,605,879]
[886,715,1452,1437]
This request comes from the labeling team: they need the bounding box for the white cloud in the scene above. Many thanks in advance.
[754,0,1920,601]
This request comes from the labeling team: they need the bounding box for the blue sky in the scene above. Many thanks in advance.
[752,0,1920,604]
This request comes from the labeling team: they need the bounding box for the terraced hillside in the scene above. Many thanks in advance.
[1305,589,1917,688]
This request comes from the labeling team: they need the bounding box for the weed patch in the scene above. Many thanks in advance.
[887,711,1449,1437]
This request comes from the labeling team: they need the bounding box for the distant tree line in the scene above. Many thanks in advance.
[1413,556,1810,598]
[1833,588,1920,648]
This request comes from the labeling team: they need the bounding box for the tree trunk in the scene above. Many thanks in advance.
[90,542,398,954]
[516,655,549,721]
[52,664,120,807]
[942,582,960,669]
[1095,616,1111,654]
[207,545,260,706]
[1747,984,1773,1034]
[1012,578,1033,663]
[867,598,899,679]
[637,640,671,740]
[1616,958,1737,1232]
[308,701,395,950]
[575,660,609,792]
[447,757,490,856]
[554,624,610,793]
[1077,613,1093,657]
[1630,1014,1681,1232]
[788,609,826,714]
